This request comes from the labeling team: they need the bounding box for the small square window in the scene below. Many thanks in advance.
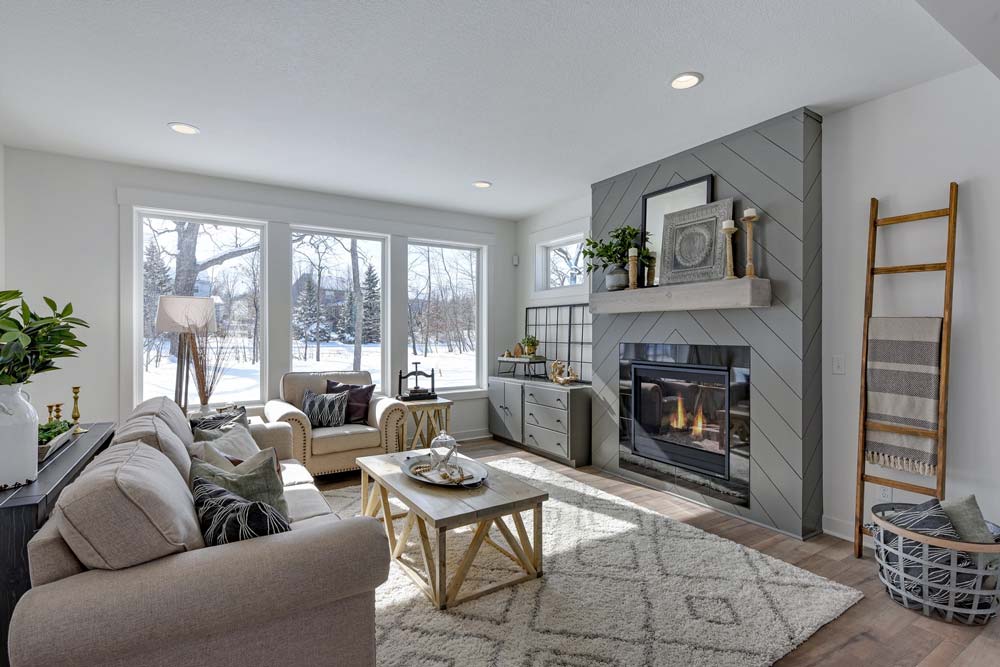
[545,239,585,289]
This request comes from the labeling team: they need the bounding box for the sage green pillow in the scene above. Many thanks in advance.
[189,449,289,521]
[940,495,996,544]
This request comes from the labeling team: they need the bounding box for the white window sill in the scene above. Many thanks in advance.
[434,388,488,401]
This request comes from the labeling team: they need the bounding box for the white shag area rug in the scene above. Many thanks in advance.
[323,459,861,666]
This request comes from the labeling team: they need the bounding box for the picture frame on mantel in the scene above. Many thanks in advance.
[658,197,733,285]
[640,175,713,286]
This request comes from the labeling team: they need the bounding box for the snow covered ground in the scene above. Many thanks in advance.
[142,339,478,405]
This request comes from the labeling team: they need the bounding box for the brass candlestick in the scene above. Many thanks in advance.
[741,211,760,278]
[54,403,63,421]
[46,405,55,423]
[72,386,88,434]
[723,226,738,279]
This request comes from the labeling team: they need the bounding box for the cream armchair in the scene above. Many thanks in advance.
[264,371,406,476]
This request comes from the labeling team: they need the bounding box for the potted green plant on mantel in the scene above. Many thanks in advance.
[582,225,641,291]
[0,290,88,489]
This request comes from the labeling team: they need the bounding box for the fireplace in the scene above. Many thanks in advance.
[632,363,731,478]
[619,343,750,506]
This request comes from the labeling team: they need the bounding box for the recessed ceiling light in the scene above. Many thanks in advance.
[670,72,703,90]
[473,181,492,189]
[168,122,201,135]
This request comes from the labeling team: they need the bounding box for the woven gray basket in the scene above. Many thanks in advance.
[868,503,1000,625]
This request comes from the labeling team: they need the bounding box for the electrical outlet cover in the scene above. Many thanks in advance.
[832,354,846,375]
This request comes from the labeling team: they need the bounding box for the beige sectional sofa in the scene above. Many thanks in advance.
[265,371,407,476]
[8,397,390,667]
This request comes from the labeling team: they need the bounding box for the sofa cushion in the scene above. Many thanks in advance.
[55,442,204,570]
[113,415,191,479]
[129,396,195,450]
[284,483,334,523]
[188,406,249,432]
[302,389,349,428]
[192,478,291,546]
[311,424,381,456]
[279,460,314,487]
[27,518,85,587]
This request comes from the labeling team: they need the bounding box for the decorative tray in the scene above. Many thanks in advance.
[38,430,75,462]
[401,454,488,489]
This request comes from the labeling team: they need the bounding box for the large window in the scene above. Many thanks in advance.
[291,231,384,386]
[140,213,263,405]
[407,243,480,389]
[546,238,585,288]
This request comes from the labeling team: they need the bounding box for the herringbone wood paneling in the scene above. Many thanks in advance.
[592,108,823,538]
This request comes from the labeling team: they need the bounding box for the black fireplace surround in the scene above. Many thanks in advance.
[619,343,751,506]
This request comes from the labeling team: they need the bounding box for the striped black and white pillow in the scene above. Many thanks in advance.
[301,389,348,428]
[189,406,248,431]
[875,499,981,610]
[192,477,290,546]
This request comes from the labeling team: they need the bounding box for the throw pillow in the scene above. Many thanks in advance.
[189,406,249,432]
[941,495,997,544]
[193,423,260,460]
[202,442,282,480]
[325,381,375,424]
[192,477,290,546]
[302,389,349,428]
[189,451,289,520]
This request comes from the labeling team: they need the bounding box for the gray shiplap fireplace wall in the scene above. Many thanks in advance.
[591,108,822,538]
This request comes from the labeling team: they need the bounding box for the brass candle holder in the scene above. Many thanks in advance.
[741,209,760,278]
[723,224,738,279]
[46,405,55,423]
[72,386,88,435]
[54,403,63,421]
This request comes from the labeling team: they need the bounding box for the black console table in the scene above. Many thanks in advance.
[0,423,114,666]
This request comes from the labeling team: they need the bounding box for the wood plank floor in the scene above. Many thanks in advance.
[316,439,999,666]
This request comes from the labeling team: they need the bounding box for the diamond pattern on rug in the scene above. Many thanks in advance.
[324,458,862,666]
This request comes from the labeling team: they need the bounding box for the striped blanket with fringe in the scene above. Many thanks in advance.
[865,317,942,476]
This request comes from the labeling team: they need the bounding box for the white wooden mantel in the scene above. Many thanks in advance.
[588,277,771,314]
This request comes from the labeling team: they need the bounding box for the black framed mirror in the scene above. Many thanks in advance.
[640,175,714,286]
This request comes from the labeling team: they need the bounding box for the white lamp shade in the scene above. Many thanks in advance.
[155,296,217,333]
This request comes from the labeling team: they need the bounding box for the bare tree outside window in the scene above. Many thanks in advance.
[290,232,383,386]
[140,215,262,405]
[547,240,585,288]
[407,243,479,389]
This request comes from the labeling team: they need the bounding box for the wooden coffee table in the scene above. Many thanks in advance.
[357,450,548,609]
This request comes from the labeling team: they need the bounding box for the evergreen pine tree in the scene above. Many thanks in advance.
[143,240,172,337]
[340,288,356,344]
[362,263,381,343]
[292,274,324,359]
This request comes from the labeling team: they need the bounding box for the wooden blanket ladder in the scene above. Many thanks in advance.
[853,181,959,558]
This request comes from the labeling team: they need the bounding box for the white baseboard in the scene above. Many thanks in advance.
[822,513,874,548]
[453,428,491,442]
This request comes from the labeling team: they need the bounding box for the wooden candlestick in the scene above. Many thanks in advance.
[627,248,639,290]
[723,227,738,279]
[741,211,760,277]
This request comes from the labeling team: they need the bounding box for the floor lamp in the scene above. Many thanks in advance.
[154,296,217,413]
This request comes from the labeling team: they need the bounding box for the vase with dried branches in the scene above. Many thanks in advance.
[188,327,231,414]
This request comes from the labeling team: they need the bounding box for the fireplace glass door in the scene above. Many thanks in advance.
[631,363,730,478]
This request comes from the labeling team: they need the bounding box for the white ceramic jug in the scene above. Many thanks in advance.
[0,384,39,488]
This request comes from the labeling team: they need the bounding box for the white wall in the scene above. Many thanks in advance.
[4,148,516,439]
[822,65,1000,537]
[0,144,5,288]
[513,194,591,336]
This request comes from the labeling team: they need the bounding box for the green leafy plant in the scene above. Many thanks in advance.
[38,419,72,445]
[0,290,89,385]
[582,225,642,272]
[520,334,539,348]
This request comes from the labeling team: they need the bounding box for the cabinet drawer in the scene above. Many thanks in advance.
[524,403,567,434]
[524,424,569,459]
[523,385,568,411]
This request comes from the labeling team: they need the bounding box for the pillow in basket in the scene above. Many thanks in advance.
[876,499,984,614]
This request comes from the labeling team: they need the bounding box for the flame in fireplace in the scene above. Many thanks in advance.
[670,395,686,430]
[692,405,705,439]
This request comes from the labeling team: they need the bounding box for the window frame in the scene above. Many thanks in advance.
[406,239,485,392]
[287,226,389,392]
[132,206,269,409]
[542,234,587,290]
[533,232,588,300]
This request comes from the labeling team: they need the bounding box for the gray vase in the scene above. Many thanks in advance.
[605,264,629,291]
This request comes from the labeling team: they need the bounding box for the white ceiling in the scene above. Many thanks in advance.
[0,1,974,219]
[917,0,1000,81]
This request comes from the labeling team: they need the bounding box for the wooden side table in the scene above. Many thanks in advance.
[399,397,453,451]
